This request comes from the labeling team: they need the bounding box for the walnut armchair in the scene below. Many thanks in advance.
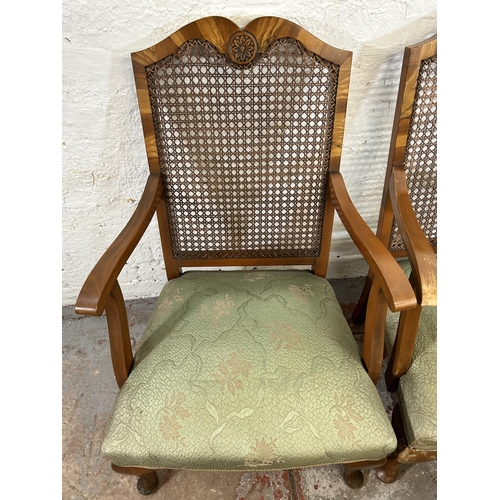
[74,17,417,495]
[350,36,437,482]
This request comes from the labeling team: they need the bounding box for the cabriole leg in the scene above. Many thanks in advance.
[376,452,401,483]
[111,464,159,495]
[343,465,365,489]
[137,471,158,495]
[342,458,386,489]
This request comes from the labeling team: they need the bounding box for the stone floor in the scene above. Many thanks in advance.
[62,276,437,500]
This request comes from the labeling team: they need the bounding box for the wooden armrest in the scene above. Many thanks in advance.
[75,173,164,316]
[390,166,437,306]
[329,171,417,312]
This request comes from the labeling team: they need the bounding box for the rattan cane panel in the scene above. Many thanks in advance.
[390,55,437,252]
[146,38,339,260]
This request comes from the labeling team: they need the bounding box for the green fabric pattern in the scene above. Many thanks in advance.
[103,270,396,470]
[385,260,437,451]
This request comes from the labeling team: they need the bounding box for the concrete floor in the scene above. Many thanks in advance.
[62,276,437,500]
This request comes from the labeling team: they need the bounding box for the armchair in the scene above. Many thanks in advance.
[350,35,437,482]
[75,17,417,495]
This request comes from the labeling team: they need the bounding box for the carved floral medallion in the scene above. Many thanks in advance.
[227,31,258,65]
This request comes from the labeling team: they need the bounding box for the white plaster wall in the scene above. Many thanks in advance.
[62,0,436,306]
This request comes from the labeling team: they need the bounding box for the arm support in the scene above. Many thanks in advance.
[329,171,417,312]
[75,173,164,316]
[390,166,437,306]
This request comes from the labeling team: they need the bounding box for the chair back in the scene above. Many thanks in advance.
[131,17,352,278]
[378,36,437,256]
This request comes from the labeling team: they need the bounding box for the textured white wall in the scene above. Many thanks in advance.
[62,0,436,306]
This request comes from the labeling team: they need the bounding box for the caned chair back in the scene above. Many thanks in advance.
[379,36,437,257]
[131,17,352,278]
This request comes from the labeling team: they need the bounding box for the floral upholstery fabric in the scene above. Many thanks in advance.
[385,261,437,451]
[103,270,397,470]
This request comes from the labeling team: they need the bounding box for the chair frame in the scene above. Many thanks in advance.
[75,16,418,493]
[348,35,438,482]
[352,35,437,381]
[377,165,438,483]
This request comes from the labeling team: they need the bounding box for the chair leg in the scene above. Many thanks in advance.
[384,305,422,393]
[376,451,401,483]
[375,403,437,483]
[352,271,373,324]
[105,280,134,389]
[343,465,365,489]
[137,471,159,495]
[111,464,159,495]
[376,402,405,483]
[362,278,388,384]
[342,458,386,489]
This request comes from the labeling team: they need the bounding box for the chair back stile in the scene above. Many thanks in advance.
[131,17,352,279]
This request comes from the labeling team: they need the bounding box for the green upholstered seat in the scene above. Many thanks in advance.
[103,270,397,470]
[385,261,437,451]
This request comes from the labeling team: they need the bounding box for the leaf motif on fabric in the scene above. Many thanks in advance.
[206,401,219,423]
[228,350,253,377]
[243,437,284,467]
[241,271,273,282]
[227,407,254,420]
[213,349,252,395]
[280,410,303,434]
[158,414,182,441]
[288,283,315,302]
[209,421,227,447]
[200,294,235,325]
[109,422,145,446]
[157,392,191,446]
[209,407,255,449]
[280,410,321,439]
[233,379,244,393]
[330,393,364,447]
[157,290,183,315]
[269,321,304,350]
[331,394,363,422]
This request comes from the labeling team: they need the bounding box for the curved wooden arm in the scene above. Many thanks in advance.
[75,173,164,316]
[390,166,437,306]
[329,171,416,312]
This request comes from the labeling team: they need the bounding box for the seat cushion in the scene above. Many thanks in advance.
[385,260,437,451]
[103,270,396,470]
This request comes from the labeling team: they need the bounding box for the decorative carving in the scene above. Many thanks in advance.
[227,31,258,64]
